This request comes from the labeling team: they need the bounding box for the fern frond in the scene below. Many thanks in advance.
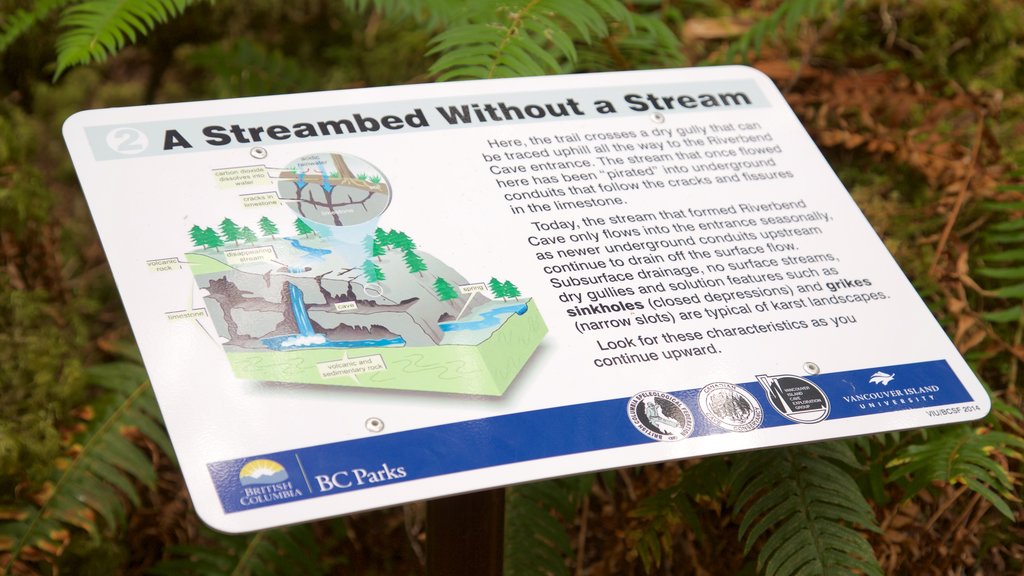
[428,0,639,80]
[731,442,882,576]
[627,458,728,572]
[0,362,170,575]
[723,0,844,63]
[0,0,72,53]
[889,425,1024,519]
[338,0,468,28]
[52,0,200,79]
[150,524,322,576]
[504,474,593,576]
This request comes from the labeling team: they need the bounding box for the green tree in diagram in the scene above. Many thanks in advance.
[488,277,506,300]
[433,277,460,302]
[202,227,224,251]
[374,227,390,249]
[363,234,386,262]
[189,225,206,248]
[258,216,279,239]
[502,281,521,301]
[363,259,385,282]
[390,230,416,251]
[402,249,428,276]
[220,217,242,245]
[239,226,258,244]
[294,218,315,237]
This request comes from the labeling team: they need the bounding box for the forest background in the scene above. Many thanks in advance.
[1,1,1023,574]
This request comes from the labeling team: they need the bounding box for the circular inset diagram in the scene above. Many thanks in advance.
[278,152,391,227]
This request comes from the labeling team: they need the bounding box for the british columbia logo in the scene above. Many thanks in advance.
[627,390,694,441]
[698,382,763,432]
[756,373,830,424]
[237,459,303,506]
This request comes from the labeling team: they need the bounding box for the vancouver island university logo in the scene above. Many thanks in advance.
[628,390,695,441]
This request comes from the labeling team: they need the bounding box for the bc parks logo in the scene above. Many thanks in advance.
[314,463,408,492]
[237,459,304,506]
[628,390,694,441]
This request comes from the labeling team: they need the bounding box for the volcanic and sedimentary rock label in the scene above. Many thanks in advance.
[318,355,387,378]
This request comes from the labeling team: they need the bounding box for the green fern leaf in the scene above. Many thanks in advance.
[427,0,649,80]
[888,425,1024,519]
[627,458,729,572]
[0,0,72,52]
[723,0,844,63]
[52,0,200,79]
[150,524,323,576]
[731,442,882,576]
[504,475,593,576]
[0,362,170,575]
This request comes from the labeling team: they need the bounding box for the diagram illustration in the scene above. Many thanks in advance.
[185,152,546,396]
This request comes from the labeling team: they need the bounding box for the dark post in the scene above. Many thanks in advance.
[427,488,505,575]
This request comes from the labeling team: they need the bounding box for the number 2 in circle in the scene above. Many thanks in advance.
[105,127,148,155]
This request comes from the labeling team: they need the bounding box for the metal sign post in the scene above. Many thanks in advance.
[427,489,505,576]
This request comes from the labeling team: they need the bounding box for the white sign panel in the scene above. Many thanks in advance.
[63,66,989,533]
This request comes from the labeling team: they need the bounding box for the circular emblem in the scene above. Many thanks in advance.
[698,382,763,432]
[105,127,149,155]
[756,374,830,424]
[627,390,694,442]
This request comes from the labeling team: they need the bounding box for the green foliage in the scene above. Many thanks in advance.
[628,458,730,573]
[0,0,71,53]
[723,0,845,62]
[150,524,322,576]
[401,248,428,275]
[432,277,459,302]
[824,0,1024,92]
[888,425,1024,519]
[425,0,680,80]
[488,277,505,299]
[53,0,203,78]
[975,167,1024,322]
[257,216,278,238]
[239,226,258,244]
[363,259,385,282]
[0,288,86,489]
[0,362,170,575]
[730,442,882,576]
[219,218,241,245]
[184,38,319,99]
[504,474,593,576]
[293,218,315,238]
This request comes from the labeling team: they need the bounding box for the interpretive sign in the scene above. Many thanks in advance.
[63,66,989,532]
